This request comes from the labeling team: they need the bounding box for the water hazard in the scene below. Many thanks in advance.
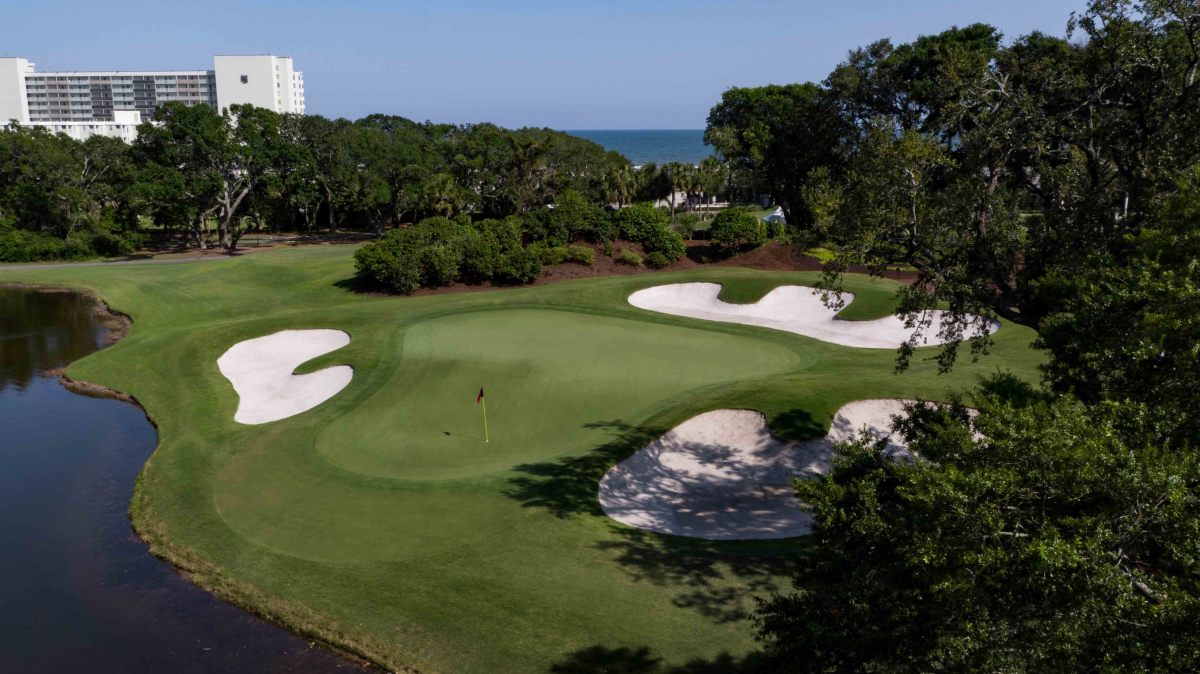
[0,287,362,673]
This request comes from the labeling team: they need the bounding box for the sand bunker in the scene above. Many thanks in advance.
[628,282,998,348]
[598,399,913,540]
[217,329,353,425]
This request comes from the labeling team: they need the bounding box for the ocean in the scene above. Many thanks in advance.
[566,129,713,166]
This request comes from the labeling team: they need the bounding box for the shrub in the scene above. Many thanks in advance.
[592,215,618,243]
[354,241,420,293]
[87,230,139,257]
[617,249,643,266]
[551,189,606,243]
[709,208,765,252]
[494,247,543,285]
[645,251,671,269]
[805,246,837,265]
[519,209,563,246]
[602,241,615,257]
[419,243,461,287]
[566,245,596,265]
[0,218,147,263]
[537,245,570,265]
[640,224,686,262]
[477,216,524,253]
[612,202,669,241]
[0,226,65,262]
[765,217,788,240]
[355,216,470,293]
[459,229,499,283]
[673,212,702,239]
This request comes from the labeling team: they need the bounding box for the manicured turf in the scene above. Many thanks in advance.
[0,246,1043,673]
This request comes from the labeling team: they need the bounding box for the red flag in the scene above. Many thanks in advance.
[476,387,485,404]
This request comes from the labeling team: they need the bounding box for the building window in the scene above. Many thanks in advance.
[240,75,248,84]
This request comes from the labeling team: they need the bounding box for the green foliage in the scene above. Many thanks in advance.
[550,189,607,243]
[493,247,542,285]
[705,82,847,227]
[353,236,421,294]
[639,224,686,262]
[457,228,497,283]
[616,249,643,266]
[355,216,469,292]
[611,202,685,261]
[418,243,461,287]
[0,226,71,262]
[1038,167,1200,446]
[672,212,702,238]
[758,376,1200,672]
[612,202,669,241]
[1,104,633,258]
[804,246,836,264]
[565,245,596,265]
[708,208,764,252]
[0,215,143,262]
[478,216,524,252]
[644,251,671,269]
[536,245,570,266]
[0,126,140,261]
[709,2,1200,369]
[763,217,787,240]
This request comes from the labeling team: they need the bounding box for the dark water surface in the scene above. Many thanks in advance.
[566,129,712,165]
[0,288,361,673]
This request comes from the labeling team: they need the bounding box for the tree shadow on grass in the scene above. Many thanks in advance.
[506,419,666,519]
[550,645,769,673]
[333,273,387,294]
[505,418,809,626]
[597,529,803,624]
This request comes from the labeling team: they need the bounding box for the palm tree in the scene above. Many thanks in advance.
[605,164,635,208]
[664,162,691,221]
[696,157,726,213]
[421,172,465,218]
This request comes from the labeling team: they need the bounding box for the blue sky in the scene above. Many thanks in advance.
[2,0,1084,128]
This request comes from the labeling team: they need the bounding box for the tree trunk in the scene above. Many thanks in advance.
[325,186,338,233]
[194,215,207,249]
[218,211,230,250]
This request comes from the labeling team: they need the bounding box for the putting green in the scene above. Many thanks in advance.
[0,246,1043,673]
[319,308,803,482]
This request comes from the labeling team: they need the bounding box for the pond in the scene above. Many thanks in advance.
[0,287,362,673]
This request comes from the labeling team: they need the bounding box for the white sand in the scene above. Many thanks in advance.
[628,282,998,349]
[217,329,353,425]
[598,399,914,540]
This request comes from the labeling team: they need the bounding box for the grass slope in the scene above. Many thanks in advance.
[0,246,1042,673]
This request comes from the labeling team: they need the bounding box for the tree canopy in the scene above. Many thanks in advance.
[729,2,1200,671]
[0,106,641,257]
[705,0,1200,368]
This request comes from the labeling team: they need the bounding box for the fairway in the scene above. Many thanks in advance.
[0,246,1042,673]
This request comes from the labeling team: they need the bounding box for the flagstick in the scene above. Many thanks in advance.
[481,396,490,443]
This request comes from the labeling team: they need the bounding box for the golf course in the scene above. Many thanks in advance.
[0,246,1042,672]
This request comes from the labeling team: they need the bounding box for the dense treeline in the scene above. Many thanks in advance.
[353,195,708,292]
[0,105,733,262]
[706,1,1200,670]
[0,130,144,261]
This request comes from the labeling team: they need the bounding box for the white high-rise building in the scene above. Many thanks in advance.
[0,54,305,142]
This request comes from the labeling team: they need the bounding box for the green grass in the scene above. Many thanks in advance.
[0,247,1043,673]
